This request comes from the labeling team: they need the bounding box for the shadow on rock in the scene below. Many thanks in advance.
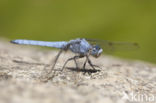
[66,67,100,74]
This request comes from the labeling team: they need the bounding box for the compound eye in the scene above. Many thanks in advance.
[93,48,96,51]
[95,45,101,50]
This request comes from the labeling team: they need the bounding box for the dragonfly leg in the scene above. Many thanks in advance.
[83,57,88,69]
[42,49,63,81]
[74,58,79,69]
[46,49,63,77]
[86,56,96,70]
[61,55,83,72]
[74,55,85,69]
[82,57,88,74]
[92,65,102,69]
[86,56,101,71]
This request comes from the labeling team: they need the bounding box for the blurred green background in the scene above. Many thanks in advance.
[0,0,156,63]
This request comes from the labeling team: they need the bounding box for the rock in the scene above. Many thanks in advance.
[0,39,155,103]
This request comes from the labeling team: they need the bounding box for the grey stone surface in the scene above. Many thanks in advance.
[0,39,156,103]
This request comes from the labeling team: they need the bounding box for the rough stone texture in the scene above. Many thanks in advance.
[0,39,156,103]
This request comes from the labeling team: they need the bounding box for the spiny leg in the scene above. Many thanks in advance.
[61,55,83,72]
[83,56,100,69]
[86,56,102,70]
[83,56,100,70]
[91,65,102,69]
[51,49,63,73]
[61,57,76,72]
[82,57,88,74]
[74,55,85,70]
[47,49,63,78]
[83,57,88,69]
[73,58,78,69]
[86,56,96,70]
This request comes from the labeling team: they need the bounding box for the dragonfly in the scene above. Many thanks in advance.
[11,38,139,74]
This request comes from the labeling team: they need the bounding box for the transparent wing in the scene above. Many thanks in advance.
[86,38,139,52]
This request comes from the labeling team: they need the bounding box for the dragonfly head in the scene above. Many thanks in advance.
[90,45,103,58]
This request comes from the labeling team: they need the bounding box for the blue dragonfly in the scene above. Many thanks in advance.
[11,38,139,74]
